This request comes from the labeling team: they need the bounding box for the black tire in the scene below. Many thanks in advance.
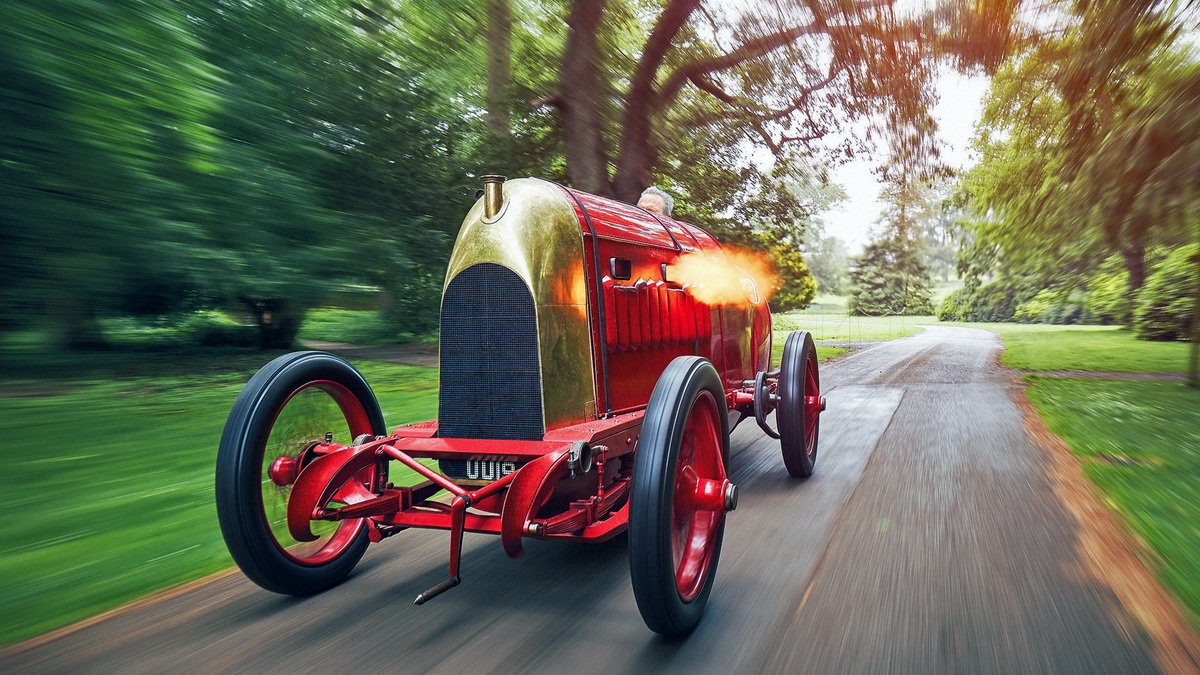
[630,356,731,637]
[216,351,385,595]
[778,331,820,477]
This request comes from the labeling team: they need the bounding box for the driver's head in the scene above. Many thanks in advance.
[638,186,674,216]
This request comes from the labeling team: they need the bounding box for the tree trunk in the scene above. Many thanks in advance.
[560,0,610,194]
[485,0,511,137]
[611,0,701,202]
[242,298,306,350]
[1189,245,1200,387]
[48,289,105,350]
[1120,239,1146,292]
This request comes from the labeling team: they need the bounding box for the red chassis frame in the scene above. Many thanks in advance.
[275,401,750,604]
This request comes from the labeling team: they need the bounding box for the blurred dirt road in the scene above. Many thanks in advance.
[6,326,1195,674]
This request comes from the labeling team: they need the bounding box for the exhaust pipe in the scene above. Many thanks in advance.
[482,175,506,219]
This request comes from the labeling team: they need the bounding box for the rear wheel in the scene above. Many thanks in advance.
[778,331,821,477]
[216,351,384,595]
[630,356,732,637]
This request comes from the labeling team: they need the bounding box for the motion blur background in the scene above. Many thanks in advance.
[1,0,1197,648]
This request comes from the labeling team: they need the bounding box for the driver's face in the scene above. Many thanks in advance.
[638,194,666,215]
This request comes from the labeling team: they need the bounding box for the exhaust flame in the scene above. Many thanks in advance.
[669,248,779,307]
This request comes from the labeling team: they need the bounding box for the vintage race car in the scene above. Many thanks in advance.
[215,176,824,636]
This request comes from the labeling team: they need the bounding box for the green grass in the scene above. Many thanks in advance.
[1028,379,1200,620]
[768,333,848,365]
[944,322,1192,373]
[0,356,438,646]
[778,292,936,342]
[776,312,935,342]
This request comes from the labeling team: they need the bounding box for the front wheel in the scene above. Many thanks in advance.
[778,331,821,477]
[630,356,732,637]
[216,351,385,595]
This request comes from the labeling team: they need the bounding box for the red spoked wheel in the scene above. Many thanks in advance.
[630,356,734,637]
[216,351,385,595]
[778,331,821,477]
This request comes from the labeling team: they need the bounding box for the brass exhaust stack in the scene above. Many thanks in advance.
[481,175,506,219]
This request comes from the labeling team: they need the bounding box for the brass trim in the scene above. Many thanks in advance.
[481,175,506,220]
[444,179,596,431]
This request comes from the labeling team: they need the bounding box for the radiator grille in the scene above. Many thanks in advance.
[439,263,543,440]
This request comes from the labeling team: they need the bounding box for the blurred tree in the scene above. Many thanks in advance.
[953,0,1199,377]
[0,0,550,347]
[802,225,851,295]
[0,0,220,346]
[848,171,935,315]
[0,0,1030,348]
[847,238,934,316]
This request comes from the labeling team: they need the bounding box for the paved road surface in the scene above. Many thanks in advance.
[3,326,1176,673]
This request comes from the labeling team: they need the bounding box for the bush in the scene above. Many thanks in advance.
[1084,268,1131,325]
[1134,244,1198,341]
[299,309,403,345]
[968,280,1023,322]
[179,310,256,347]
[847,239,934,316]
[1012,288,1089,325]
[939,280,1028,322]
[1012,290,1054,323]
[937,288,967,321]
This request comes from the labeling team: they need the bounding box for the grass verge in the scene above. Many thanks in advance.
[0,356,438,646]
[1027,378,1200,621]
[778,311,935,342]
[952,323,1191,373]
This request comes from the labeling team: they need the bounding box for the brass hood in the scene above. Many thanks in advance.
[442,178,596,432]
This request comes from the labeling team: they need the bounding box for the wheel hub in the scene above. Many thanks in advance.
[268,455,301,486]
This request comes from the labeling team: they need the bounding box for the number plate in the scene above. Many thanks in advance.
[438,459,521,482]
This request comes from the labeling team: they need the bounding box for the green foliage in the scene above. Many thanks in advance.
[178,311,256,348]
[768,245,818,312]
[0,0,569,347]
[954,1,1199,317]
[968,280,1022,322]
[1000,257,1131,326]
[1134,244,1199,342]
[936,288,966,321]
[938,280,1028,323]
[299,309,405,345]
[0,0,221,345]
[848,239,935,316]
[1084,268,1132,325]
[1012,288,1086,325]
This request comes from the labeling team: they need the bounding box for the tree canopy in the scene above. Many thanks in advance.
[3,0,1128,349]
